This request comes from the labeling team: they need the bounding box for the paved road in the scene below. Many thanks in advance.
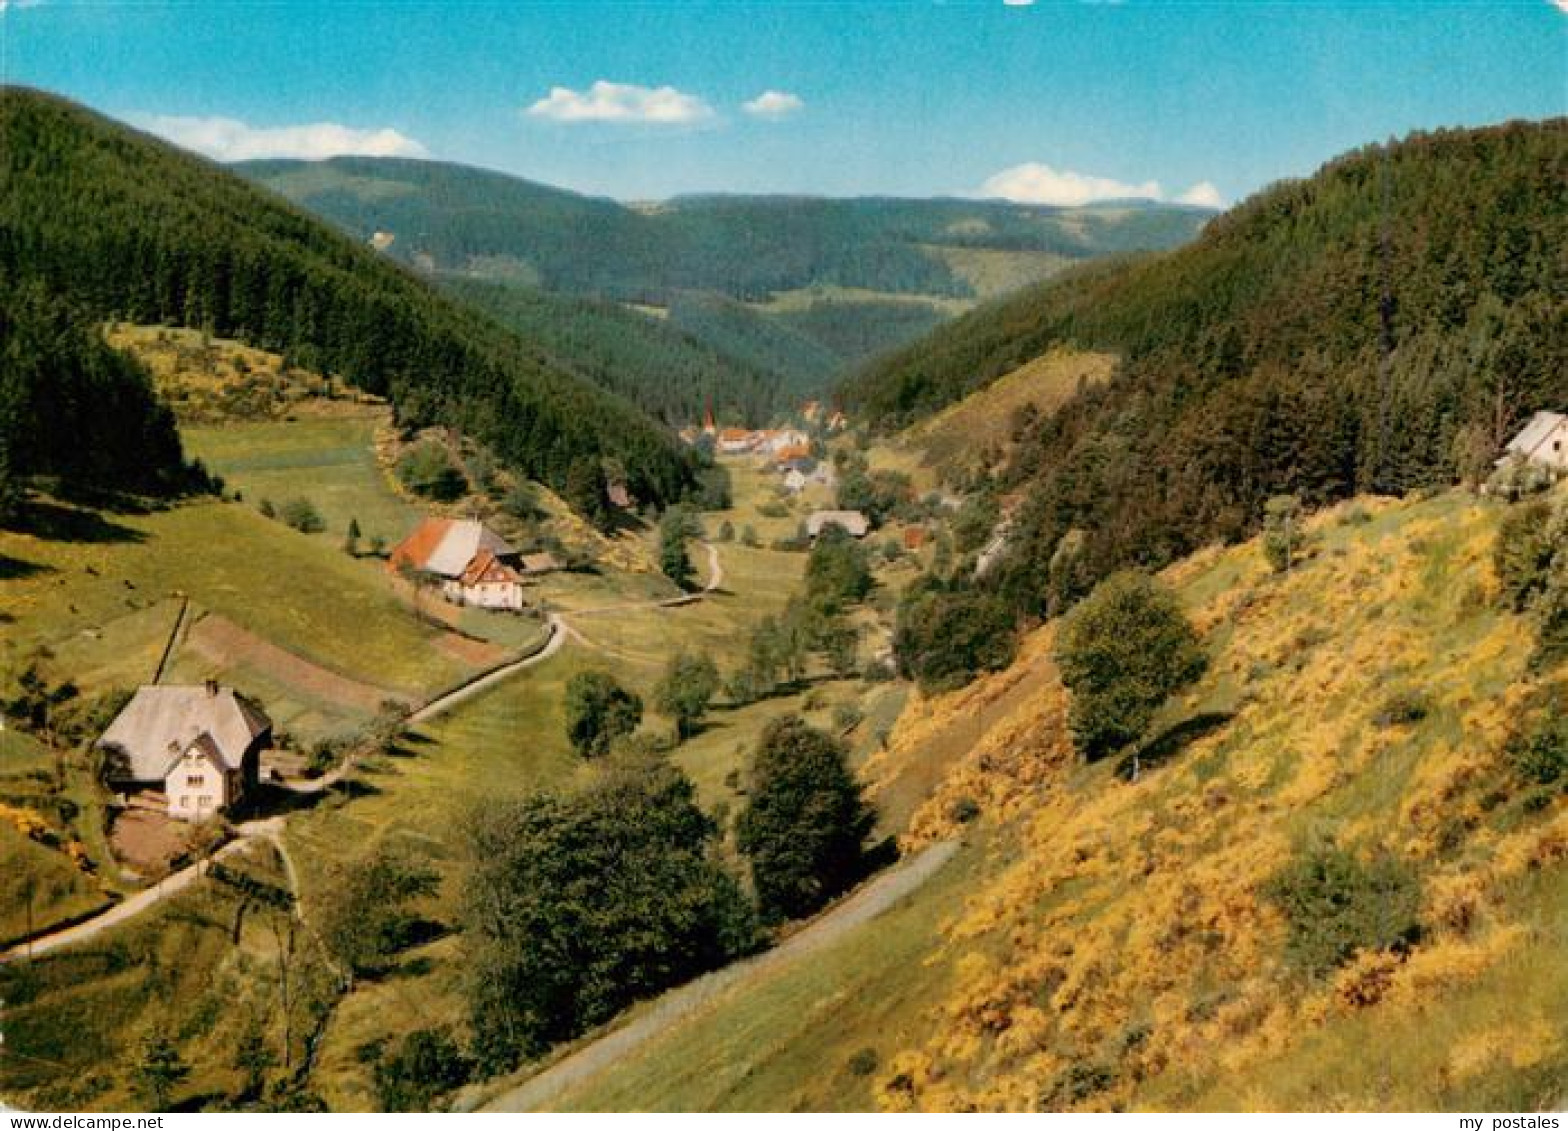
[478,839,961,1113]
[0,818,287,966]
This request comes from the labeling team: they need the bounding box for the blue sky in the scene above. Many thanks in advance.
[1,1,1563,206]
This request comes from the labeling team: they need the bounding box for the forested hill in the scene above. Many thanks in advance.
[864,119,1567,623]
[237,156,1213,302]
[0,88,697,507]
[238,157,1213,421]
[444,279,802,426]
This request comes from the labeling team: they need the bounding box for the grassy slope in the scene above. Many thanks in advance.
[898,346,1117,477]
[0,841,327,1111]
[0,500,469,700]
[551,489,1568,1112]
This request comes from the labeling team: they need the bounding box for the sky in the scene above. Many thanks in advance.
[0,1,1563,207]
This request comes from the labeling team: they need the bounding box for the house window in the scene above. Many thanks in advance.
[187,775,205,786]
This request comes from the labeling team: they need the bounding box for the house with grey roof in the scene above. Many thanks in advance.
[806,509,871,539]
[1500,410,1568,474]
[96,683,272,820]
[388,517,528,610]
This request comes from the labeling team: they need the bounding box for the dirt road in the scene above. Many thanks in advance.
[477,839,961,1113]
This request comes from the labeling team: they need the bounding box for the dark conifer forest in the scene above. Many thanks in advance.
[0,88,699,509]
[845,119,1568,628]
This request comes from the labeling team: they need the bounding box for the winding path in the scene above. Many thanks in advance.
[477,839,961,1113]
[1,541,725,964]
[0,818,286,965]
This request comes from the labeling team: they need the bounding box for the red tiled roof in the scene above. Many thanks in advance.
[388,517,454,573]
[459,549,521,588]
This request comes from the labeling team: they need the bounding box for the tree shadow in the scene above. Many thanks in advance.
[14,500,146,544]
[0,552,53,581]
[1116,711,1235,781]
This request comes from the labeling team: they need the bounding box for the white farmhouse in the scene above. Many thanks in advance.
[97,683,272,820]
[1501,410,1568,473]
[389,518,528,610]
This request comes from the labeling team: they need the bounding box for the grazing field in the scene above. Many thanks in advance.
[184,413,419,553]
[0,431,930,1111]
[0,500,475,701]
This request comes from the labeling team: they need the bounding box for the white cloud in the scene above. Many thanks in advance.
[526,81,715,125]
[1176,180,1224,208]
[1002,0,1035,6]
[131,114,428,162]
[1553,0,1568,13]
[742,90,804,119]
[976,162,1226,209]
[0,0,46,11]
[977,162,1162,207]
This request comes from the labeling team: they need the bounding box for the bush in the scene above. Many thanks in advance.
[563,670,643,758]
[1372,688,1430,728]
[659,506,697,590]
[1507,703,1567,788]
[737,715,874,922]
[1494,498,1557,612]
[1264,845,1422,975]
[847,1048,879,1077]
[1054,572,1207,760]
[278,497,325,534]
[396,440,467,502]
[317,847,439,981]
[373,1029,470,1112]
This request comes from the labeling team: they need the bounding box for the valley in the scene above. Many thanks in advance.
[0,60,1563,1118]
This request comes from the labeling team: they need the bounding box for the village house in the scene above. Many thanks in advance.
[97,683,272,820]
[717,428,757,455]
[806,509,871,539]
[761,429,811,455]
[1500,410,1568,474]
[771,443,813,468]
[389,517,529,610]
